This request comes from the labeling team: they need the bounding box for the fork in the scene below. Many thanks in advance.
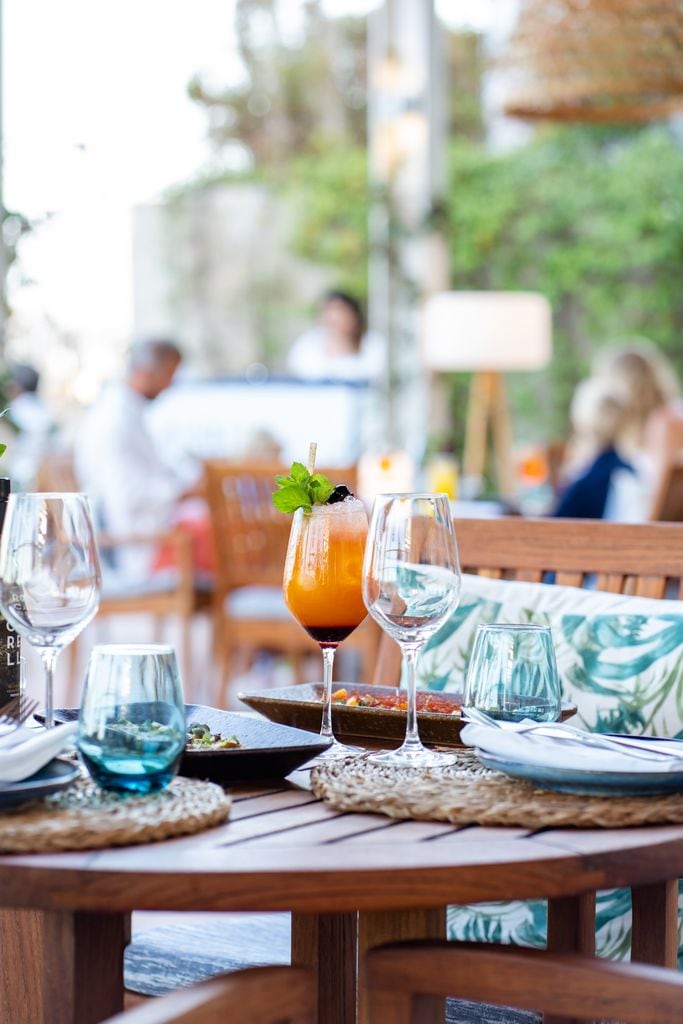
[0,696,22,727]
[0,697,40,743]
[462,706,682,764]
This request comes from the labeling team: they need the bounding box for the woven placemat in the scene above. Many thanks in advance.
[0,776,231,853]
[311,749,683,829]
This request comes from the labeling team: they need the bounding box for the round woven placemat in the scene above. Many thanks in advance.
[311,750,683,829]
[0,776,231,853]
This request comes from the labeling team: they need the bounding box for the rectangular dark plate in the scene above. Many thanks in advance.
[49,705,331,784]
[238,684,577,748]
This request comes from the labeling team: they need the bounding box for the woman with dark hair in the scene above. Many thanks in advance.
[286,290,384,381]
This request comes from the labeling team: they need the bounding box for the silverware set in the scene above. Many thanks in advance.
[463,705,683,765]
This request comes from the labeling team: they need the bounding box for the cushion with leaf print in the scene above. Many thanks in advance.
[417,574,683,959]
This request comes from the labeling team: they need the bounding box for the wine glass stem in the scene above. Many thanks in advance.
[402,643,424,752]
[320,645,337,742]
[39,648,59,730]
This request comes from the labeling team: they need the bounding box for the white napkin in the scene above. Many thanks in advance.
[0,721,78,784]
[460,722,683,775]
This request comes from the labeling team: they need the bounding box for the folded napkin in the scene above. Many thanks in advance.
[460,722,683,775]
[0,721,78,784]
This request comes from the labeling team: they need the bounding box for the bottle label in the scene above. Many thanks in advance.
[0,616,22,704]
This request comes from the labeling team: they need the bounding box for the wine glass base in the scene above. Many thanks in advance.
[317,737,363,761]
[367,745,456,769]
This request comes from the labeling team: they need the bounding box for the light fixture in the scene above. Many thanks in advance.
[423,291,552,497]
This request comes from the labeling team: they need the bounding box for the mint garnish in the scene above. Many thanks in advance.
[272,461,334,513]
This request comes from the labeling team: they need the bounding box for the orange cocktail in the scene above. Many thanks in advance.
[283,496,368,758]
[284,499,368,644]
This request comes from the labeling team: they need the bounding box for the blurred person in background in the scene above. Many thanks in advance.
[592,342,682,520]
[75,338,207,580]
[553,376,634,519]
[286,290,384,382]
[7,363,54,489]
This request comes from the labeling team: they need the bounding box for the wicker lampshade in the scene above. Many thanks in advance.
[503,0,683,123]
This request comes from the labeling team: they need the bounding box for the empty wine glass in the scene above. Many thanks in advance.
[362,493,461,767]
[0,493,101,728]
[463,624,562,724]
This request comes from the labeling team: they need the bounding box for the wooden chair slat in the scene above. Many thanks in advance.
[554,571,584,588]
[107,965,316,1024]
[366,941,683,1023]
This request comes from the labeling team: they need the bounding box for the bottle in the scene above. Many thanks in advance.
[0,479,22,705]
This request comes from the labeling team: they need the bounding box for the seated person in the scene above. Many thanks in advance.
[553,377,634,519]
[592,341,682,520]
[75,338,206,580]
[286,290,384,382]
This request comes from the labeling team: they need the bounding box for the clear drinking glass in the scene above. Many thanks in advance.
[463,624,562,723]
[283,497,368,759]
[362,493,461,767]
[0,493,101,728]
[78,643,186,792]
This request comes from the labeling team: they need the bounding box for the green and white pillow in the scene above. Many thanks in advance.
[416,574,683,961]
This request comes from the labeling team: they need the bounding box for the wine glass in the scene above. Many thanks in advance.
[0,493,101,728]
[362,493,461,767]
[463,624,562,724]
[283,497,368,759]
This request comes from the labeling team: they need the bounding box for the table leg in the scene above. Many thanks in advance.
[292,911,358,1024]
[544,894,596,1024]
[0,907,130,1024]
[358,908,446,1024]
[631,880,679,968]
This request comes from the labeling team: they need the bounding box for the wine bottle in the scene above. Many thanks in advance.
[0,479,22,705]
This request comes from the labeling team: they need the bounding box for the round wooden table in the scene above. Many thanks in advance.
[0,767,681,1024]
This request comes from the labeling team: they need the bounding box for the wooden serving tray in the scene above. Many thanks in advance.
[239,684,577,748]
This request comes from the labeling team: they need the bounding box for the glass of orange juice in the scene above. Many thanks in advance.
[283,496,368,758]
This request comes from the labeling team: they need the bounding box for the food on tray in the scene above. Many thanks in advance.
[330,688,462,715]
[186,723,242,750]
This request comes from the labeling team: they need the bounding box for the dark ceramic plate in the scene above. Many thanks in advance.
[0,758,80,808]
[238,684,577,747]
[49,705,331,784]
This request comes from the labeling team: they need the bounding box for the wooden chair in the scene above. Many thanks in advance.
[648,417,683,521]
[366,940,683,1023]
[107,966,315,1024]
[373,516,683,684]
[204,459,379,701]
[36,453,202,696]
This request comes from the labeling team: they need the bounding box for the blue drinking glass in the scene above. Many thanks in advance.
[78,643,185,793]
[463,624,561,723]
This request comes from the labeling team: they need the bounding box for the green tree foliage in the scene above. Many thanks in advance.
[445,126,683,439]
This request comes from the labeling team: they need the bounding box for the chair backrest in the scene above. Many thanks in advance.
[204,459,357,593]
[372,516,683,684]
[105,965,315,1024]
[366,941,683,1023]
[650,461,683,522]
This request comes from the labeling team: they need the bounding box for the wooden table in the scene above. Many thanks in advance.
[0,764,681,1024]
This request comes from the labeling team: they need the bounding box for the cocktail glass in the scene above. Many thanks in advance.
[283,497,368,759]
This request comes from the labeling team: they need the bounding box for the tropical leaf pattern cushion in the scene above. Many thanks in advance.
[416,574,683,962]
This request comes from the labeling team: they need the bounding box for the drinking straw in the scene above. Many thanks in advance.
[307,442,317,475]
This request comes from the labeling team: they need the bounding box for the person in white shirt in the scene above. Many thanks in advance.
[75,339,203,579]
[286,290,385,382]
